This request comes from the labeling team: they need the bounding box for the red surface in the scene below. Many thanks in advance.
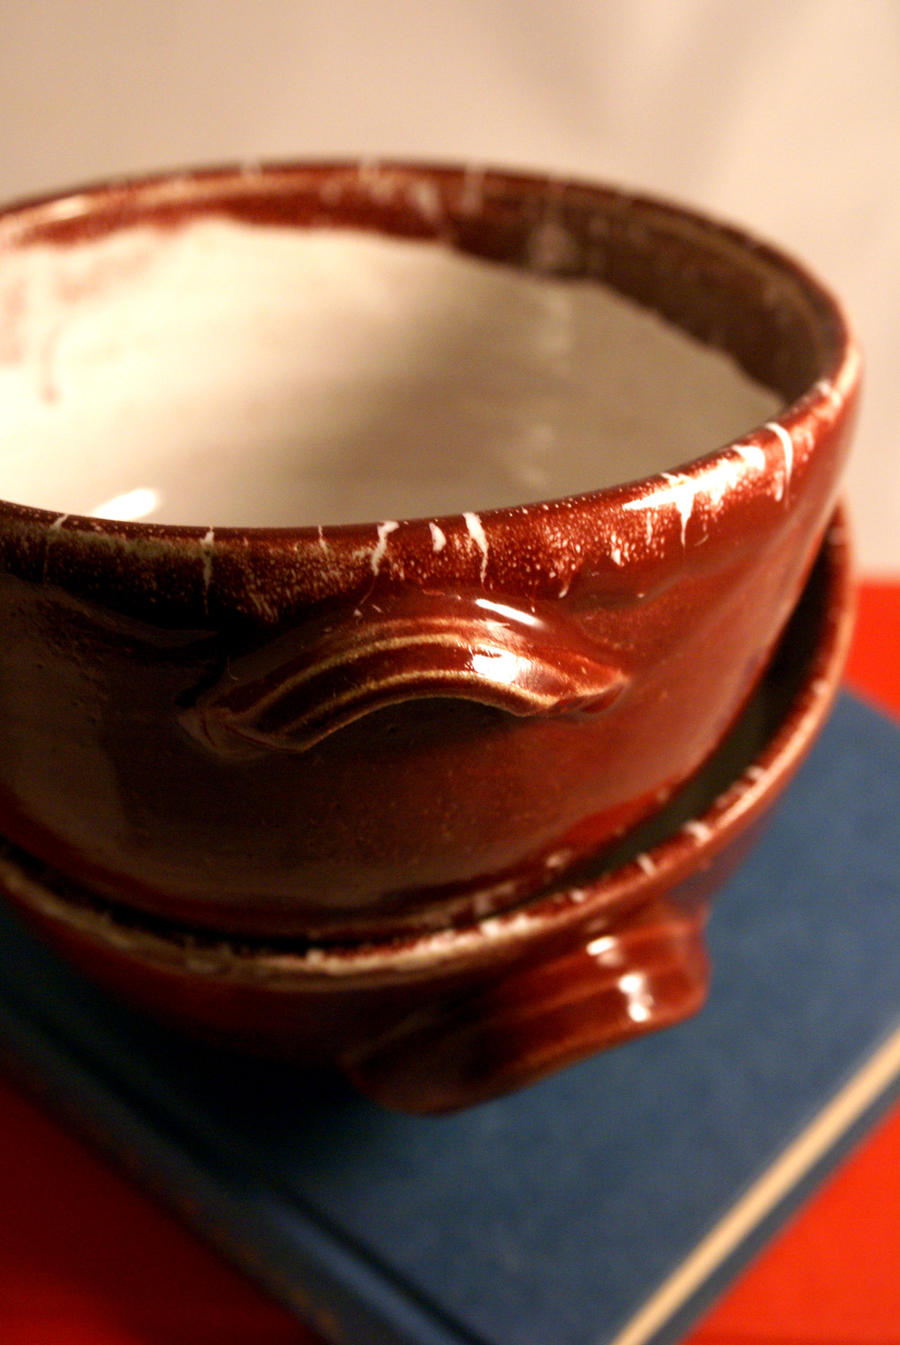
[687,579,900,1345]
[0,580,896,1345]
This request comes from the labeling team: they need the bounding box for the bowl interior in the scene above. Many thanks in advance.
[0,165,820,528]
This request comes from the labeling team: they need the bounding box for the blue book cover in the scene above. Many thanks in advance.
[0,692,898,1345]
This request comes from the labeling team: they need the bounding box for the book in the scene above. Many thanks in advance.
[0,691,898,1345]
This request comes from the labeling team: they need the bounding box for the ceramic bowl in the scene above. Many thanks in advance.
[0,162,858,949]
[0,507,853,1111]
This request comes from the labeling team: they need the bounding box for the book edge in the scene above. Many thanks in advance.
[611,1016,900,1345]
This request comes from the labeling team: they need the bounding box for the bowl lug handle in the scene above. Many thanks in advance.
[340,894,710,1114]
[183,591,628,757]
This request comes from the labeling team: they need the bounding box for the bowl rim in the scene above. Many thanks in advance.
[0,159,861,556]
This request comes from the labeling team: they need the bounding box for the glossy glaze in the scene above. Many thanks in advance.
[0,510,854,1110]
[0,163,859,947]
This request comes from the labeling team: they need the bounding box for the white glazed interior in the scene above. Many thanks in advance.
[0,221,780,526]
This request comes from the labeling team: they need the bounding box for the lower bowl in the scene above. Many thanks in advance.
[0,508,854,1112]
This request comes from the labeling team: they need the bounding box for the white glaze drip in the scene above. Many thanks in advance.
[683,819,713,843]
[370,520,399,575]
[766,420,795,502]
[200,527,215,599]
[464,510,489,581]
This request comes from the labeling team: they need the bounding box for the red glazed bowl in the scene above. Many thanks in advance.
[0,163,858,948]
[0,508,854,1111]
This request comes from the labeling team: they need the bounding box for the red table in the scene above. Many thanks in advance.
[0,582,897,1345]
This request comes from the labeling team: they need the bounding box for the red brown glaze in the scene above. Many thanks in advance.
[182,589,628,758]
[0,163,859,945]
[0,510,854,1110]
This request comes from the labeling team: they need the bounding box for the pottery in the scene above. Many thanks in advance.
[0,162,859,952]
[0,507,854,1111]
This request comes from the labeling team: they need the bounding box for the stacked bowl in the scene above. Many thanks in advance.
[0,163,859,1109]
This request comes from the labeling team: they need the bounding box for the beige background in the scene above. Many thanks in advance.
[0,0,896,573]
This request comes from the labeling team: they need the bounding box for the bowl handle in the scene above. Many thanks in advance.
[341,892,710,1113]
[184,592,627,757]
